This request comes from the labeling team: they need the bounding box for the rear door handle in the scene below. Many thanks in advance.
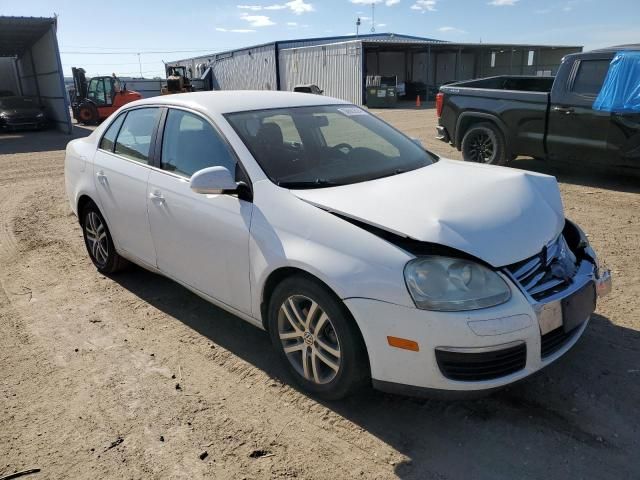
[149,190,165,204]
[553,106,574,115]
[96,170,107,183]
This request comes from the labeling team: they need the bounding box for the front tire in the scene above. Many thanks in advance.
[78,103,99,125]
[461,122,508,165]
[81,203,128,274]
[268,275,369,400]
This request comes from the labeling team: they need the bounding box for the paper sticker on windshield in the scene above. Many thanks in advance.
[338,107,367,116]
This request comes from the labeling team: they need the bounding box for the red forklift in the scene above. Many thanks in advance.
[71,67,142,124]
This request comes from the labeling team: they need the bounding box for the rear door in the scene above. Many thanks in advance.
[546,53,613,165]
[93,107,161,267]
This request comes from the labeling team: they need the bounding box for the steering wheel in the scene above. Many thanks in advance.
[331,143,353,155]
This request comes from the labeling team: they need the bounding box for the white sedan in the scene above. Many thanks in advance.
[65,91,611,399]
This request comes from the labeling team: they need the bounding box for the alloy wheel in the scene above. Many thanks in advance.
[467,131,495,163]
[277,295,341,385]
[85,211,109,266]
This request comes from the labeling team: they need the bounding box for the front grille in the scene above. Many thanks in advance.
[541,324,581,357]
[505,235,578,301]
[436,343,527,381]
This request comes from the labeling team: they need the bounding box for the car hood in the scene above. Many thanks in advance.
[291,159,565,267]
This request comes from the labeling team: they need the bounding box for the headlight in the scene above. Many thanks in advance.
[404,256,511,311]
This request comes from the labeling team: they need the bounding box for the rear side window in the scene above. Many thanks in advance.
[571,59,610,96]
[160,109,236,178]
[99,113,126,151]
[114,108,161,163]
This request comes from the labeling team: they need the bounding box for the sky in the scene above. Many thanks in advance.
[2,0,638,78]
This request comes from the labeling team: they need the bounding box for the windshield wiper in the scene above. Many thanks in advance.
[278,179,341,189]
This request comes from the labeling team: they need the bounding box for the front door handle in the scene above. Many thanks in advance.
[553,106,575,115]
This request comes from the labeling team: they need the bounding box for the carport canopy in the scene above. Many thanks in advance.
[0,16,72,133]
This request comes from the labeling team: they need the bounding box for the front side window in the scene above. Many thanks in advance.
[225,105,435,188]
[161,109,237,177]
[114,108,161,163]
[572,59,610,96]
[99,113,126,151]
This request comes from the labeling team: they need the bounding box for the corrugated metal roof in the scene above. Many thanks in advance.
[0,16,56,56]
[171,32,447,63]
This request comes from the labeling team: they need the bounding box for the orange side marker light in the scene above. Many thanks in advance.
[387,336,420,352]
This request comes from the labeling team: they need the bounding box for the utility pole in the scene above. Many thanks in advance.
[137,53,142,78]
[370,2,376,33]
[356,17,361,37]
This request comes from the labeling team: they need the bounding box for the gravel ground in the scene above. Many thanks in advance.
[1,109,639,480]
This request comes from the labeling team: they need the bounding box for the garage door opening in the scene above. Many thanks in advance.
[0,16,72,133]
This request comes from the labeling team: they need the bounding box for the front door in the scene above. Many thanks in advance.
[547,54,612,165]
[147,108,253,314]
[93,107,161,267]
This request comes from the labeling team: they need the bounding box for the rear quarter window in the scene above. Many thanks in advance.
[571,59,610,96]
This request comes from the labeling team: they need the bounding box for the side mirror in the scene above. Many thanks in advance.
[190,166,237,194]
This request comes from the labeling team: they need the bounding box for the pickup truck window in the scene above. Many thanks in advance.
[571,59,610,96]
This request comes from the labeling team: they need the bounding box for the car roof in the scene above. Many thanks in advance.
[131,90,349,114]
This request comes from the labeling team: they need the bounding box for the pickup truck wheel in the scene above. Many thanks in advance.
[461,123,507,166]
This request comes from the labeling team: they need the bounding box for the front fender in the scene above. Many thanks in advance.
[249,182,415,320]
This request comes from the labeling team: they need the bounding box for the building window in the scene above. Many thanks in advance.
[527,50,535,67]
[491,52,496,68]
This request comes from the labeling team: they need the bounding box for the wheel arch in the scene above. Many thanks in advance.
[455,112,509,152]
[76,194,97,225]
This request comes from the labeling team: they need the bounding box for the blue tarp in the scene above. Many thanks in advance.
[593,51,640,113]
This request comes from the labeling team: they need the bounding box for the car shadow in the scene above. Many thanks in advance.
[0,125,93,155]
[512,157,640,194]
[111,267,640,479]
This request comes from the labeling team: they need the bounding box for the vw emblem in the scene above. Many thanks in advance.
[303,331,314,346]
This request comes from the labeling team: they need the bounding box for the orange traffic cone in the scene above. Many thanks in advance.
[416,95,421,108]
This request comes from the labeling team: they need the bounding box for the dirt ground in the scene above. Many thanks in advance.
[1,109,639,480]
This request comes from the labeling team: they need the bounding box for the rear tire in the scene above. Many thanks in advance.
[81,202,129,274]
[461,122,508,165]
[267,275,369,400]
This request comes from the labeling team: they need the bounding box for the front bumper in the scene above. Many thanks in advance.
[345,258,611,394]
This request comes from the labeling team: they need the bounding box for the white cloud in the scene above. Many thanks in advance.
[287,21,298,26]
[237,0,313,15]
[216,27,256,32]
[438,26,466,33]
[351,0,382,4]
[240,13,276,26]
[377,23,387,27]
[385,0,400,5]
[488,0,518,5]
[284,0,314,14]
[410,0,436,12]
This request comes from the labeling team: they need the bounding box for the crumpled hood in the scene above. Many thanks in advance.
[292,159,565,267]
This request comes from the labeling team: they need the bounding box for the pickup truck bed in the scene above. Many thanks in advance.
[436,46,640,172]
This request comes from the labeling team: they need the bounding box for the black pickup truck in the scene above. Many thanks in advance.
[436,45,640,172]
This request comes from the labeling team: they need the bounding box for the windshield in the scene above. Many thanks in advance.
[0,97,40,109]
[225,105,435,188]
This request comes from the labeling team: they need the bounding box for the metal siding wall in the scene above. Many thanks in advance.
[0,57,19,93]
[279,42,363,105]
[15,25,71,133]
[176,44,277,91]
[123,79,206,98]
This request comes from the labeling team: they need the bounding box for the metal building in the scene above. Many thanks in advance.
[0,16,72,133]
[171,33,582,106]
